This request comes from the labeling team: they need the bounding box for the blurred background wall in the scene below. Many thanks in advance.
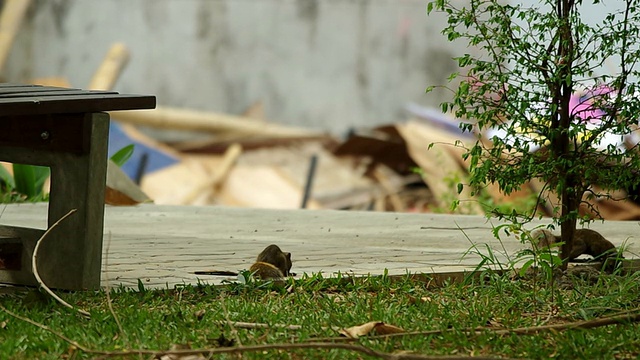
[5,0,466,135]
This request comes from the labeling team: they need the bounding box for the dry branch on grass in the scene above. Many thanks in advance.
[213,321,302,331]
[31,209,91,318]
[305,308,640,343]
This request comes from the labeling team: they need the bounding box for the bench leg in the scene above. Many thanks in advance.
[38,113,110,290]
[0,226,44,286]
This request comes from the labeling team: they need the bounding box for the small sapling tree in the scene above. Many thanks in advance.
[427,0,640,267]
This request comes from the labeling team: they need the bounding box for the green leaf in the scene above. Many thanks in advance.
[33,166,49,195]
[13,164,35,197]
[0,164,15,188]
[539,252,563,266]
[13,164,49,199]
[110,144,135,167]
[519,259,535,277]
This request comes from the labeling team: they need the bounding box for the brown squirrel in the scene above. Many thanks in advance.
[249,244,292,280]
[193,244,293,281]
[531,228,622,271]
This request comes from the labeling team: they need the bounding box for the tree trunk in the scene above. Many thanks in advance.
[555,0,576,270]
[559,189,579,270]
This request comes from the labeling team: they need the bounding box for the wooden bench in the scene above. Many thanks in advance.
[0,83,155,290]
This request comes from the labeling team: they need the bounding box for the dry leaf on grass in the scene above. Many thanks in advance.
[339,321,405,338]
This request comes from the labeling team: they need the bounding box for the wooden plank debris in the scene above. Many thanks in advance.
[217,142,375,209]
[89,43,130,91]
[396,121,485,215]
[105,160,152,205]
[181,143,242,204]
[141,155,226,206]
[112,106,318,138]
[371,165,405,212]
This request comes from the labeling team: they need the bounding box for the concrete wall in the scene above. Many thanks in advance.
[7,0,464,135]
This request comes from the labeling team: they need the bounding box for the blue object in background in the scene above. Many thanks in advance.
[107,122,179,181]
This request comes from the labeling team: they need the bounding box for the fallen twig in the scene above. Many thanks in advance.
[0,308,513,360]
[305,308,640,343]
[31,209,91,318]
[213,320,302,331]
[494,309,640,335]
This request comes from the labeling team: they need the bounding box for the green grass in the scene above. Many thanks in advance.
[1,272,640,359]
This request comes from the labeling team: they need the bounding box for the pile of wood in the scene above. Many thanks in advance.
[129,113,450,212]
[108,102,640,220]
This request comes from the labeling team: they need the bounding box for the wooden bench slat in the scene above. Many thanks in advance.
[0,83,155,116]
[0,90,120,98]
[0,95,156,116]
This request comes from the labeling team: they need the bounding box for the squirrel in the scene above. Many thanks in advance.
[193,244,293,281]
[249,244,292,280]
[530,228,622,271]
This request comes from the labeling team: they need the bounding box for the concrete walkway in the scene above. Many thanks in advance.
[1,203,638,289]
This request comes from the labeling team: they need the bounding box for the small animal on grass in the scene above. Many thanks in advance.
[193,244,293,281]
[531,228,623,271]
[249,244,292,279]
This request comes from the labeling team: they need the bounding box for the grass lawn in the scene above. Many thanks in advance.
[1,271,639,359]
